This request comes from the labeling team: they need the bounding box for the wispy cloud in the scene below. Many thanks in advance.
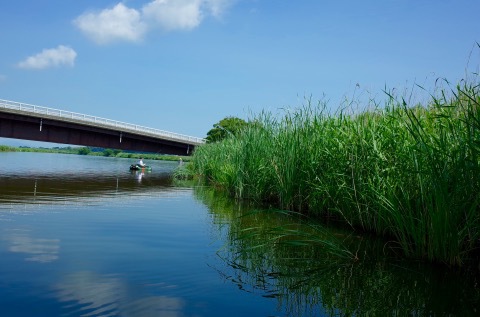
[73,3,147,45]
[74,0,235,45]
[0,74,6,82]
[142,0,204,31]
[205,0,235,18]
[17,45,77,70]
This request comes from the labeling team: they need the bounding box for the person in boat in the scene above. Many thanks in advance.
[137,157,146,167]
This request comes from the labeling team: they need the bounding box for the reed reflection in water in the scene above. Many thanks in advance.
[195,186,480,317]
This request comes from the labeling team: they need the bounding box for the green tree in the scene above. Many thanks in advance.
[206,117,248,143]
[102,149,114,156]
[77,147,91,155]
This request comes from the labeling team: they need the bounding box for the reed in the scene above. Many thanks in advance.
[192,73,480,266]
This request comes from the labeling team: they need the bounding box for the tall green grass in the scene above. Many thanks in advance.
[192,76,480,266]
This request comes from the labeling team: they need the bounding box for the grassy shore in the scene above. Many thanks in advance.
[0,145,188,162]
[190,76,480,267]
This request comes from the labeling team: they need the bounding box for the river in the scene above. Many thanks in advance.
[0,152,478,316]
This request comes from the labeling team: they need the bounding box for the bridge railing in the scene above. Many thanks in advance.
[0,99,205,145]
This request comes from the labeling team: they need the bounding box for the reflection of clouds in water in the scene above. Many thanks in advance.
[3,229,59,263]
[55,271,185,317]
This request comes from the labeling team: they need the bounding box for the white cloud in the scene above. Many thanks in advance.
[73,3,147,45]
[204,0,235,18]
[142,0,204,31]
[0,74,6,82]
[74,1,235,44]
[17,45,77,70]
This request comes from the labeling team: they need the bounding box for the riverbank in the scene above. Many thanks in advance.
[0,145,189,162]
[190,75,480,267]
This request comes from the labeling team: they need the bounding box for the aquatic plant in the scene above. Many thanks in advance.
[191,73,480,266]
[173,161,196,180]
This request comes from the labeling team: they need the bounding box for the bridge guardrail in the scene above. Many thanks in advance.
[0,99,206,145]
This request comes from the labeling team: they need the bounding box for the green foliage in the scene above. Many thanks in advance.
[205,116,248,143]
[116,152,190,162]
[77,147,91,155]
[0,145,16,152]
[191,74,480,266]
[102,149,122,157]
[0,146,78,154]
[173,161,195,180]
[0,144,189,162]
[102,149,115,157]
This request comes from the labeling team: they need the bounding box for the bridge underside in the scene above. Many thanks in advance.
[0,112,195,155]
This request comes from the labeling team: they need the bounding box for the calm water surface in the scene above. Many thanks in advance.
[0,152,479,317]
[0,153,272,317]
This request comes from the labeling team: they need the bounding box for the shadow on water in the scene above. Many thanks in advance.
[193,186,480,317]
[0,149,191,205]
[0,169,179,208]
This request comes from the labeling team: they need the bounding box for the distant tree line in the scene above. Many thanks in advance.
[0,144,188,161]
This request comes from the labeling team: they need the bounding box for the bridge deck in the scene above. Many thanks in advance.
[0,99,205,146]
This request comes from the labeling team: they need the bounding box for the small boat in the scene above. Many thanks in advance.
[129,164,152,171]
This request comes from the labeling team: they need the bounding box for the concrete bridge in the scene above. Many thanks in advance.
[0,99,205,155]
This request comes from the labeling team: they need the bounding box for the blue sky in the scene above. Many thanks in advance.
[1,0,479,142]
